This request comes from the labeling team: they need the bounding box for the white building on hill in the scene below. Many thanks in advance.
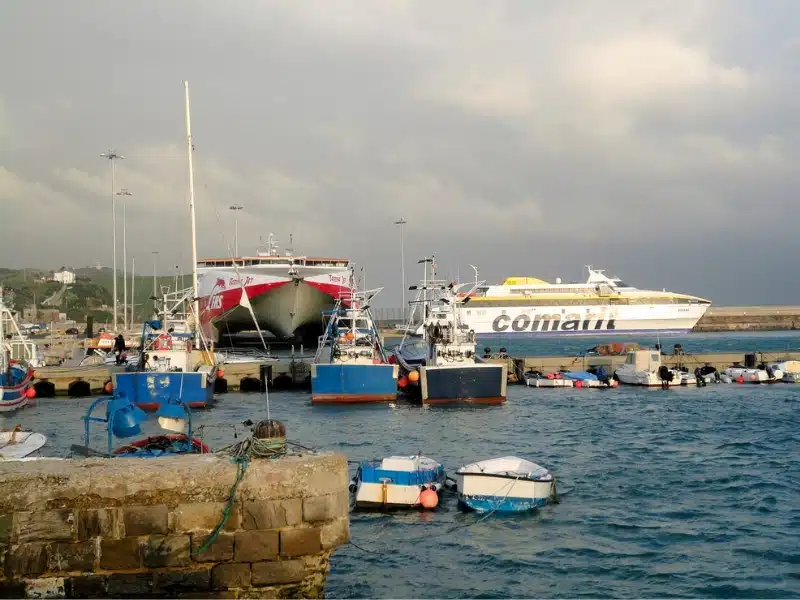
[52,268,76,284]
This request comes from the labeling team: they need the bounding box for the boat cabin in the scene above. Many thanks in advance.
[623,350,663,372]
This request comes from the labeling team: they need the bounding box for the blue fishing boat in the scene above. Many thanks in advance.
[78,393,210,457]
[351,454,446,509]
[311,280,398,404]
[0,289,38,412]
[113,289,218,412]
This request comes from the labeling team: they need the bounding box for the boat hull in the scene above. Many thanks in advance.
[0,431,46,459]
[420,363,507,405]
[0,364,33,412]
[465,304,709,338]
[197,265,351,342]
[354,458,445,508]
[310,363,399,404]
[456,473,553,513]
[113,372,215,410]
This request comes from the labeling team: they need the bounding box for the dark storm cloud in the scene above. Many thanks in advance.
[1,0,798,306]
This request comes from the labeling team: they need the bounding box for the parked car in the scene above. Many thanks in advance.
[65,327,80,335]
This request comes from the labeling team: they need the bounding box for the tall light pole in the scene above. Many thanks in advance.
[229,204,244,256]
[394,218,407,321]
[100,150,125,331]
[152,251,159,297]
[117,188,132,330]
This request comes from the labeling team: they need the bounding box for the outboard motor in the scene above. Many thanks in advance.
[658,365,673,389]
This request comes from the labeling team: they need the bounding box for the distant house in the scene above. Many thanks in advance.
[52,268,76,284]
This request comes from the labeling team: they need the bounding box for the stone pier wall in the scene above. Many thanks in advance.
[0,454,350,598]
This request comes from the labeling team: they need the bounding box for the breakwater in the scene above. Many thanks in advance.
[694,305,800,332]
[0,454,349,598]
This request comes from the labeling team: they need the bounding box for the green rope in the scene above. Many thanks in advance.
[193,436,288,555]
[194,455,249,555]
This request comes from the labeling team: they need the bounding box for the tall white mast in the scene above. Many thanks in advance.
[184,81,200,330]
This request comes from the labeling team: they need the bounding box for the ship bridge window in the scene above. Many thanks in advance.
[615,281,628,287]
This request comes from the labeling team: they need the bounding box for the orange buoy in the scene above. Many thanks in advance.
[217,369,225,379]
[398,376,409,388]
[737,376,745,384]
[419,488,439,509]
[25,388,36,399]
[575,380,583,388]
[104,381,113,394]
[408,370,420,384]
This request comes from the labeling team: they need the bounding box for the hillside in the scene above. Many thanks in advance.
[0,266,191,324]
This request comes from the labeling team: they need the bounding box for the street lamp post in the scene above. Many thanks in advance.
[117,188,132,330]
[394,218,407,322]
[100,150,125,331]
[152,251,159,297]
[229,204,244,256]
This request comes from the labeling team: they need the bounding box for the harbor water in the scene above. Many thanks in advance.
[4,335,800,598]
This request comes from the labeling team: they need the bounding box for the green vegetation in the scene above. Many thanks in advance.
[0,266,191,324]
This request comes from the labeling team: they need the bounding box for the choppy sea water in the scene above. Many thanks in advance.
[5,335,800,598]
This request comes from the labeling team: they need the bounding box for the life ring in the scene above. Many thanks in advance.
[153,334,173,351]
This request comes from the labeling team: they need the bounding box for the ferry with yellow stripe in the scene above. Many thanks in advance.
[461,267,711,338]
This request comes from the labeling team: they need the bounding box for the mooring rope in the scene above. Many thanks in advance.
[194,434,290,555]
[194,455,250,555]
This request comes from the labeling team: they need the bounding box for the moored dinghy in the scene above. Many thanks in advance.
[352,454,445,509]
[456,456,556,513]
[0,427,47,459]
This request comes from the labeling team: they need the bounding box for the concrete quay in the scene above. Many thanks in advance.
[32,358,312,397]
[0,454,350,598]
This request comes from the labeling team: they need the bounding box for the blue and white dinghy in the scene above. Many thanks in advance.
[351,454,446,509]
[456,456,556,513]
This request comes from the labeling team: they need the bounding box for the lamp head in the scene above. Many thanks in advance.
[108,395,148,438]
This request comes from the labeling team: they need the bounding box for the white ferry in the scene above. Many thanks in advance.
[461,267,711,338]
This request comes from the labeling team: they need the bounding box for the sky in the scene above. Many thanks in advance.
[1,0,799,307]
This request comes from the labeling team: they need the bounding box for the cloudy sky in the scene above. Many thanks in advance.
[1,0,798,306]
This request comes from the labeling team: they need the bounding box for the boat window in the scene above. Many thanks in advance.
[616,281,628,287]
[651,353,659,362]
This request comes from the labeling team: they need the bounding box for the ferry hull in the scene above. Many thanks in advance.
[464,305,709,338]
[197,266,350,342]
[113,372,215,411]
[311,363,398,404]
[420,363,507,405]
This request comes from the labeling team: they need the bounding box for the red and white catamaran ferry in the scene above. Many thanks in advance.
[197,235,352,343]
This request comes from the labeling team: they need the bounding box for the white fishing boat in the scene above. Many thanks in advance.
[0,427,47,459]
[351,455,445,509]
[456,456,555,513]
[614,350,682,387]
